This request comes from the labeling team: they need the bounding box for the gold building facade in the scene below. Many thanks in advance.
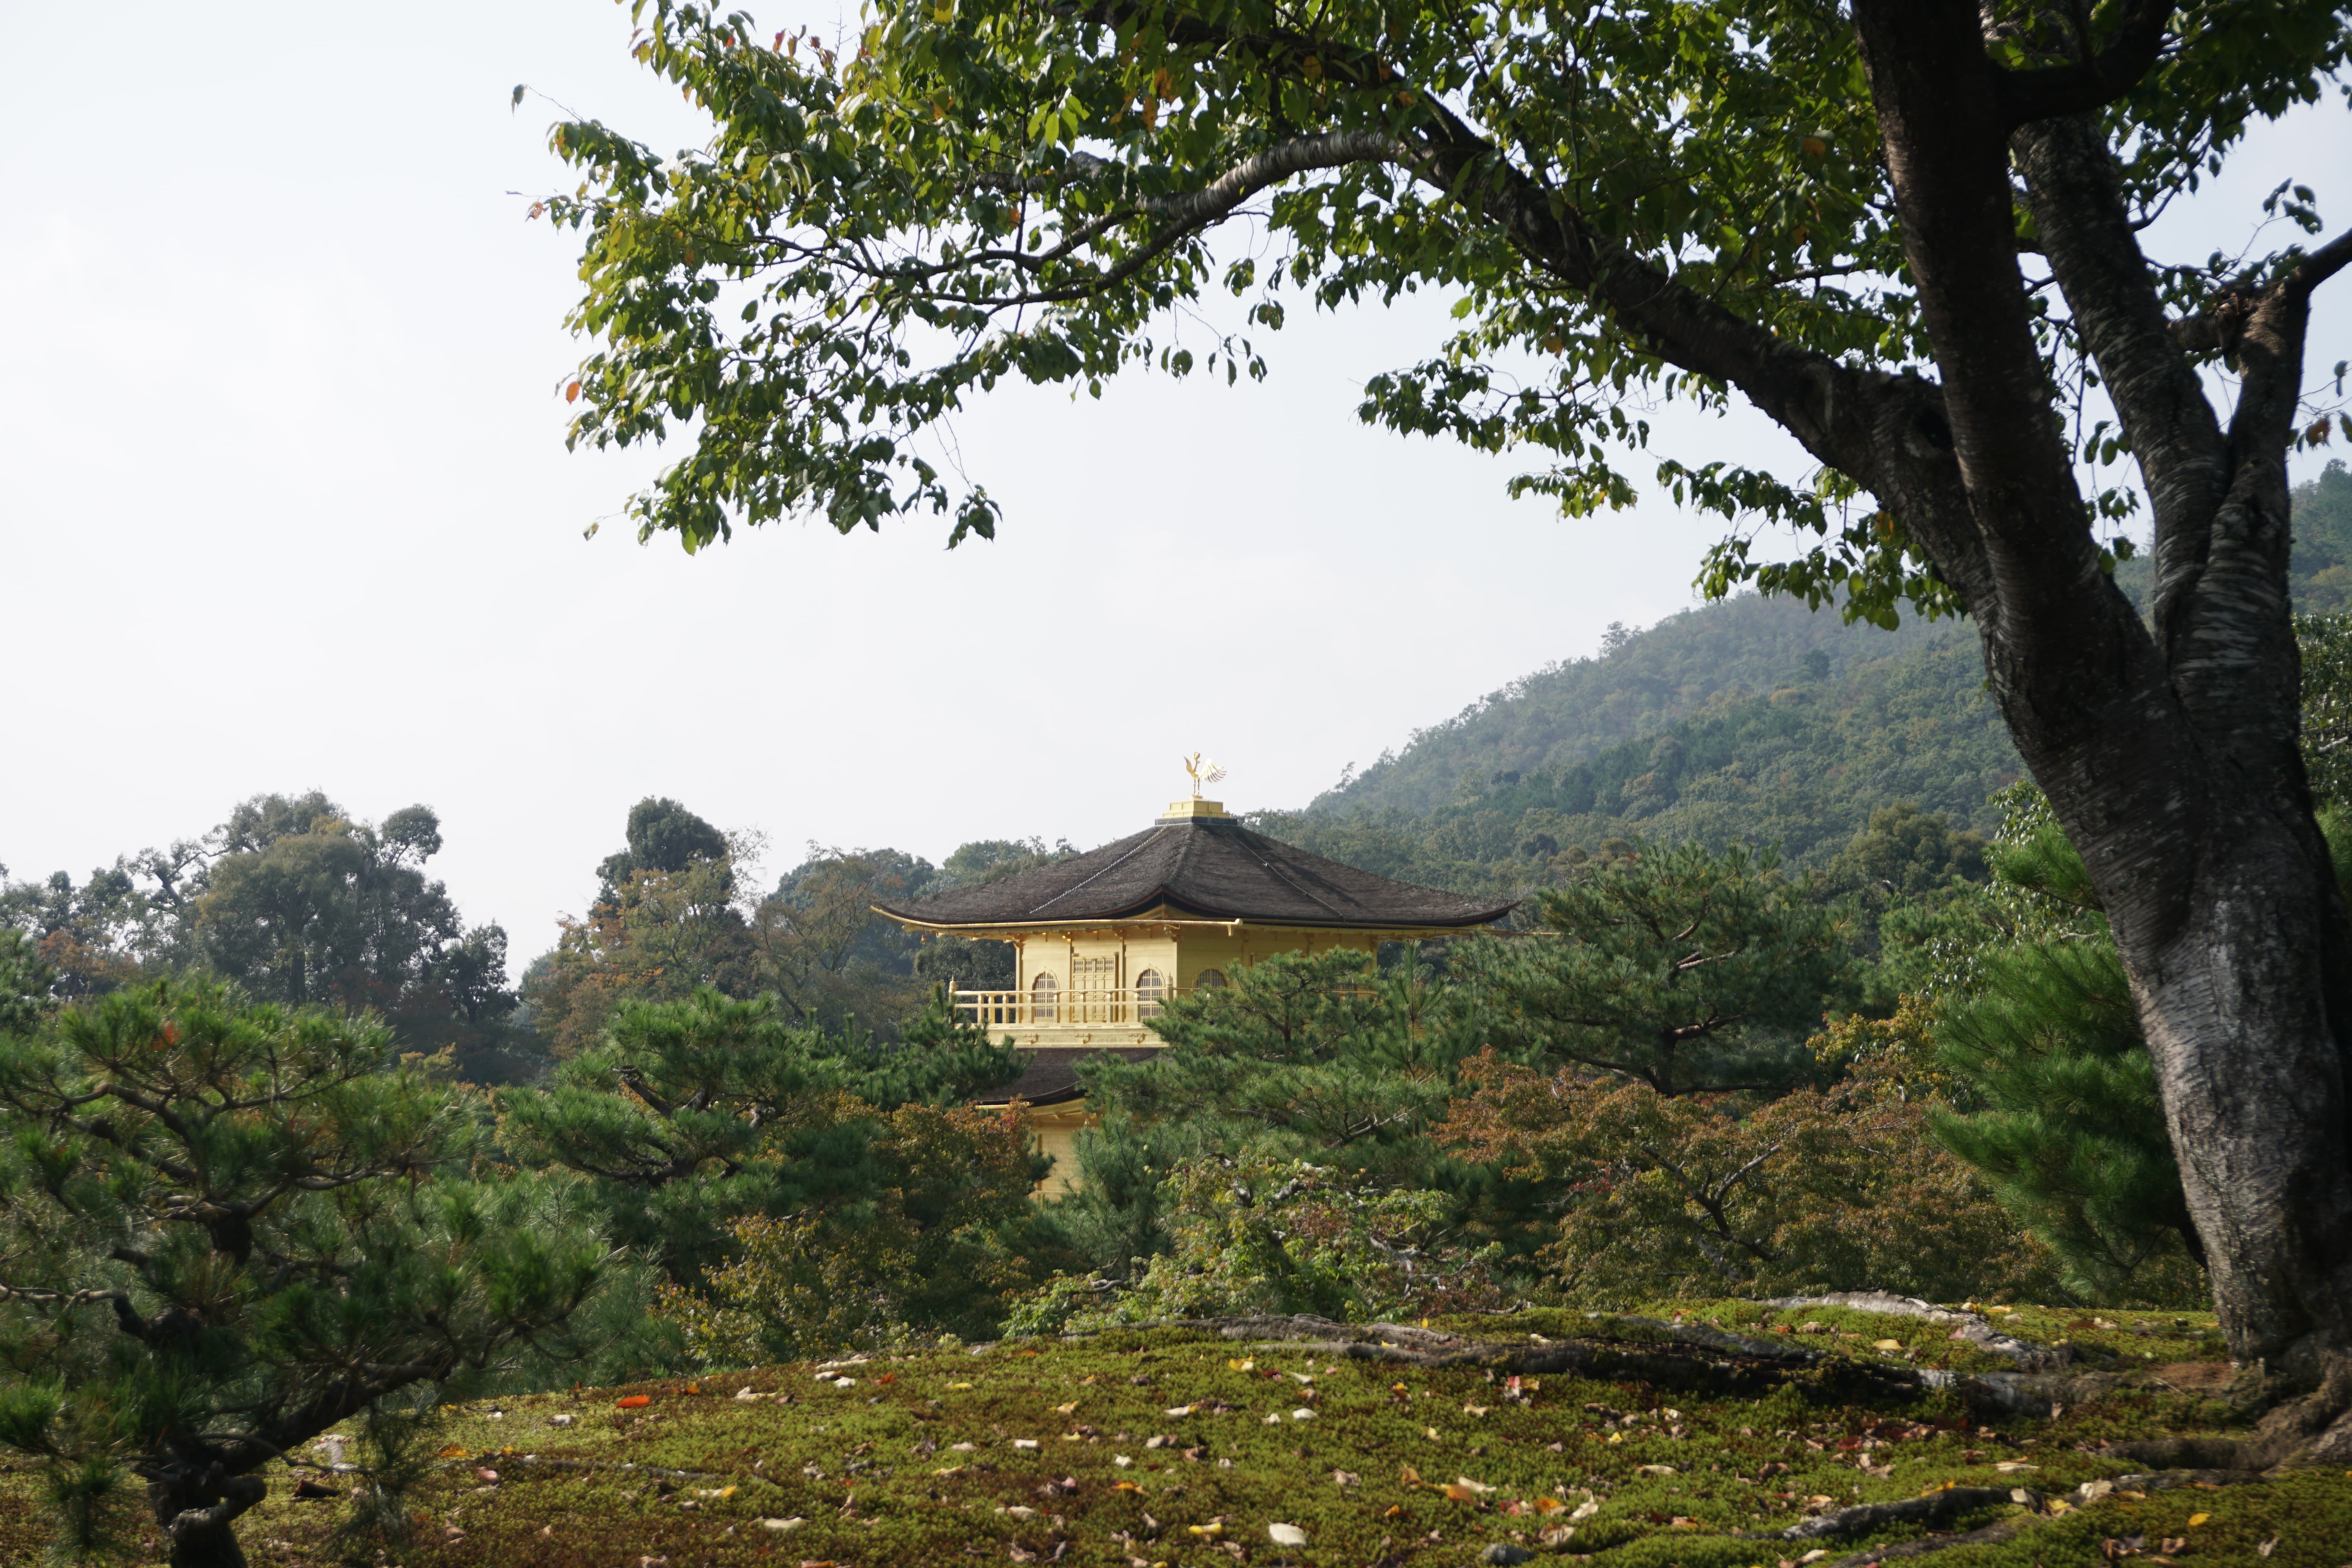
[876,795,1512,1191]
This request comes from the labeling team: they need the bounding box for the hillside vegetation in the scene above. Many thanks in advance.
[1265,463,2352,902]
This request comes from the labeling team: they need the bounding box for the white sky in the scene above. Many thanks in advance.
[3,3,2346,971]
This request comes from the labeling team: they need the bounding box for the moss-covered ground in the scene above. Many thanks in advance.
[6,1301,2346,1568]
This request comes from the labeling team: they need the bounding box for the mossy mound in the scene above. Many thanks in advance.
[9,1301,2348,1568]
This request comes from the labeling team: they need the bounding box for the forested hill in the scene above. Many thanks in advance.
[1304,592,1975,821]
[1264,461,2352,900]
[1256,620,2016,901]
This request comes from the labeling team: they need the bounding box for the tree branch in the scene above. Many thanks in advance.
[2009,111,2229,658]
[1993,0,2171,129]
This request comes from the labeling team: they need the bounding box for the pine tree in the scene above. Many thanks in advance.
[0,982,618,1568]
[1926,799,2207,1305]
[496,985,1022,1286]
[1931,934,2205,1304]
[1053,951,1533,1278]
[1459,840,1849,1095]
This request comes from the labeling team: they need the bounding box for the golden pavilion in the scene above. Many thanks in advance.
[873,788,1513,1188]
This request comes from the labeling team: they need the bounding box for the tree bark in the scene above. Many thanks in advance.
[1849,0,2352,1383]
[150,1464,265,1568]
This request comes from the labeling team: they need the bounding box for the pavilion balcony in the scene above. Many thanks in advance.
[951,987,1188,1028]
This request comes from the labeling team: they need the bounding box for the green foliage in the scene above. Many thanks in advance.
[327,1386,445,1558]
[653,1098,1057,1364]
[597,795,731,901]
[498,985,1022,1287]
[1443,1004,2061,1306]
[194,798,499,1015]
[2297,606,2352,808]
[1307,599,1989,823]
[1461,840,1848,1094]
[2288,459,2352,612]
[1918,787,2209,1307]
[539,0,2343,626]
[0,980,621,1567]
[523,817,1037,1050]
[1258,621,2023,922]
[0,927,57,1038]
[1051,951,1504,1272]
[1931,941,2207,1308]
[1831,802,1990,898]
[1,793,523,1073]
[1011,1156,1506,1333]
[526,840,759,1056]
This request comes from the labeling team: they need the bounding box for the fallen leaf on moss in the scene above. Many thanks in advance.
[1268,1523,1307,1546]
[436,1445,470,1458]
[2187,1513,2210,1527]
[1873,1339,1905,1351]
[616,1395,651,1409]
[759,1517,805,1532]
[1054,1402,1078,1415]
[1636,1464,1677,1477]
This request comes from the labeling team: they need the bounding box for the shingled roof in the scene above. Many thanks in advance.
[983,1046,1164,1107]
[876,815,1514,931]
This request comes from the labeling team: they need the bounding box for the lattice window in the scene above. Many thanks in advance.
[1134,967,1165,1018]
[1030,972,1058,1022]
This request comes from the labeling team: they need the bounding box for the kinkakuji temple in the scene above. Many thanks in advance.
[873,788,1513,1189]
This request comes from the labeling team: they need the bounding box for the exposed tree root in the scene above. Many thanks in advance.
[2109,1350,2352,1472]
[1779,1484,2024,1542]
[1125,1313,2071,1418]
[1819,1515,2033,1566]
[1747,1292,2064,1368]
[1562,1469,2276,1568]
[1808,1469,2272,1567]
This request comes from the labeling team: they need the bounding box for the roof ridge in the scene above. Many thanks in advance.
[1164,818,1202,897]
[1026,827,1169,917]
[1226,824,1349,920]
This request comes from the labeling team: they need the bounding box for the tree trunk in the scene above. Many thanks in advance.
[1849,0,2352,1382]
[150,1465,265,1568]
[2124,812,2352,1382]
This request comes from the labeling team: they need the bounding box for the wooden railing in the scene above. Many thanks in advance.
[953,987,1185,1027]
